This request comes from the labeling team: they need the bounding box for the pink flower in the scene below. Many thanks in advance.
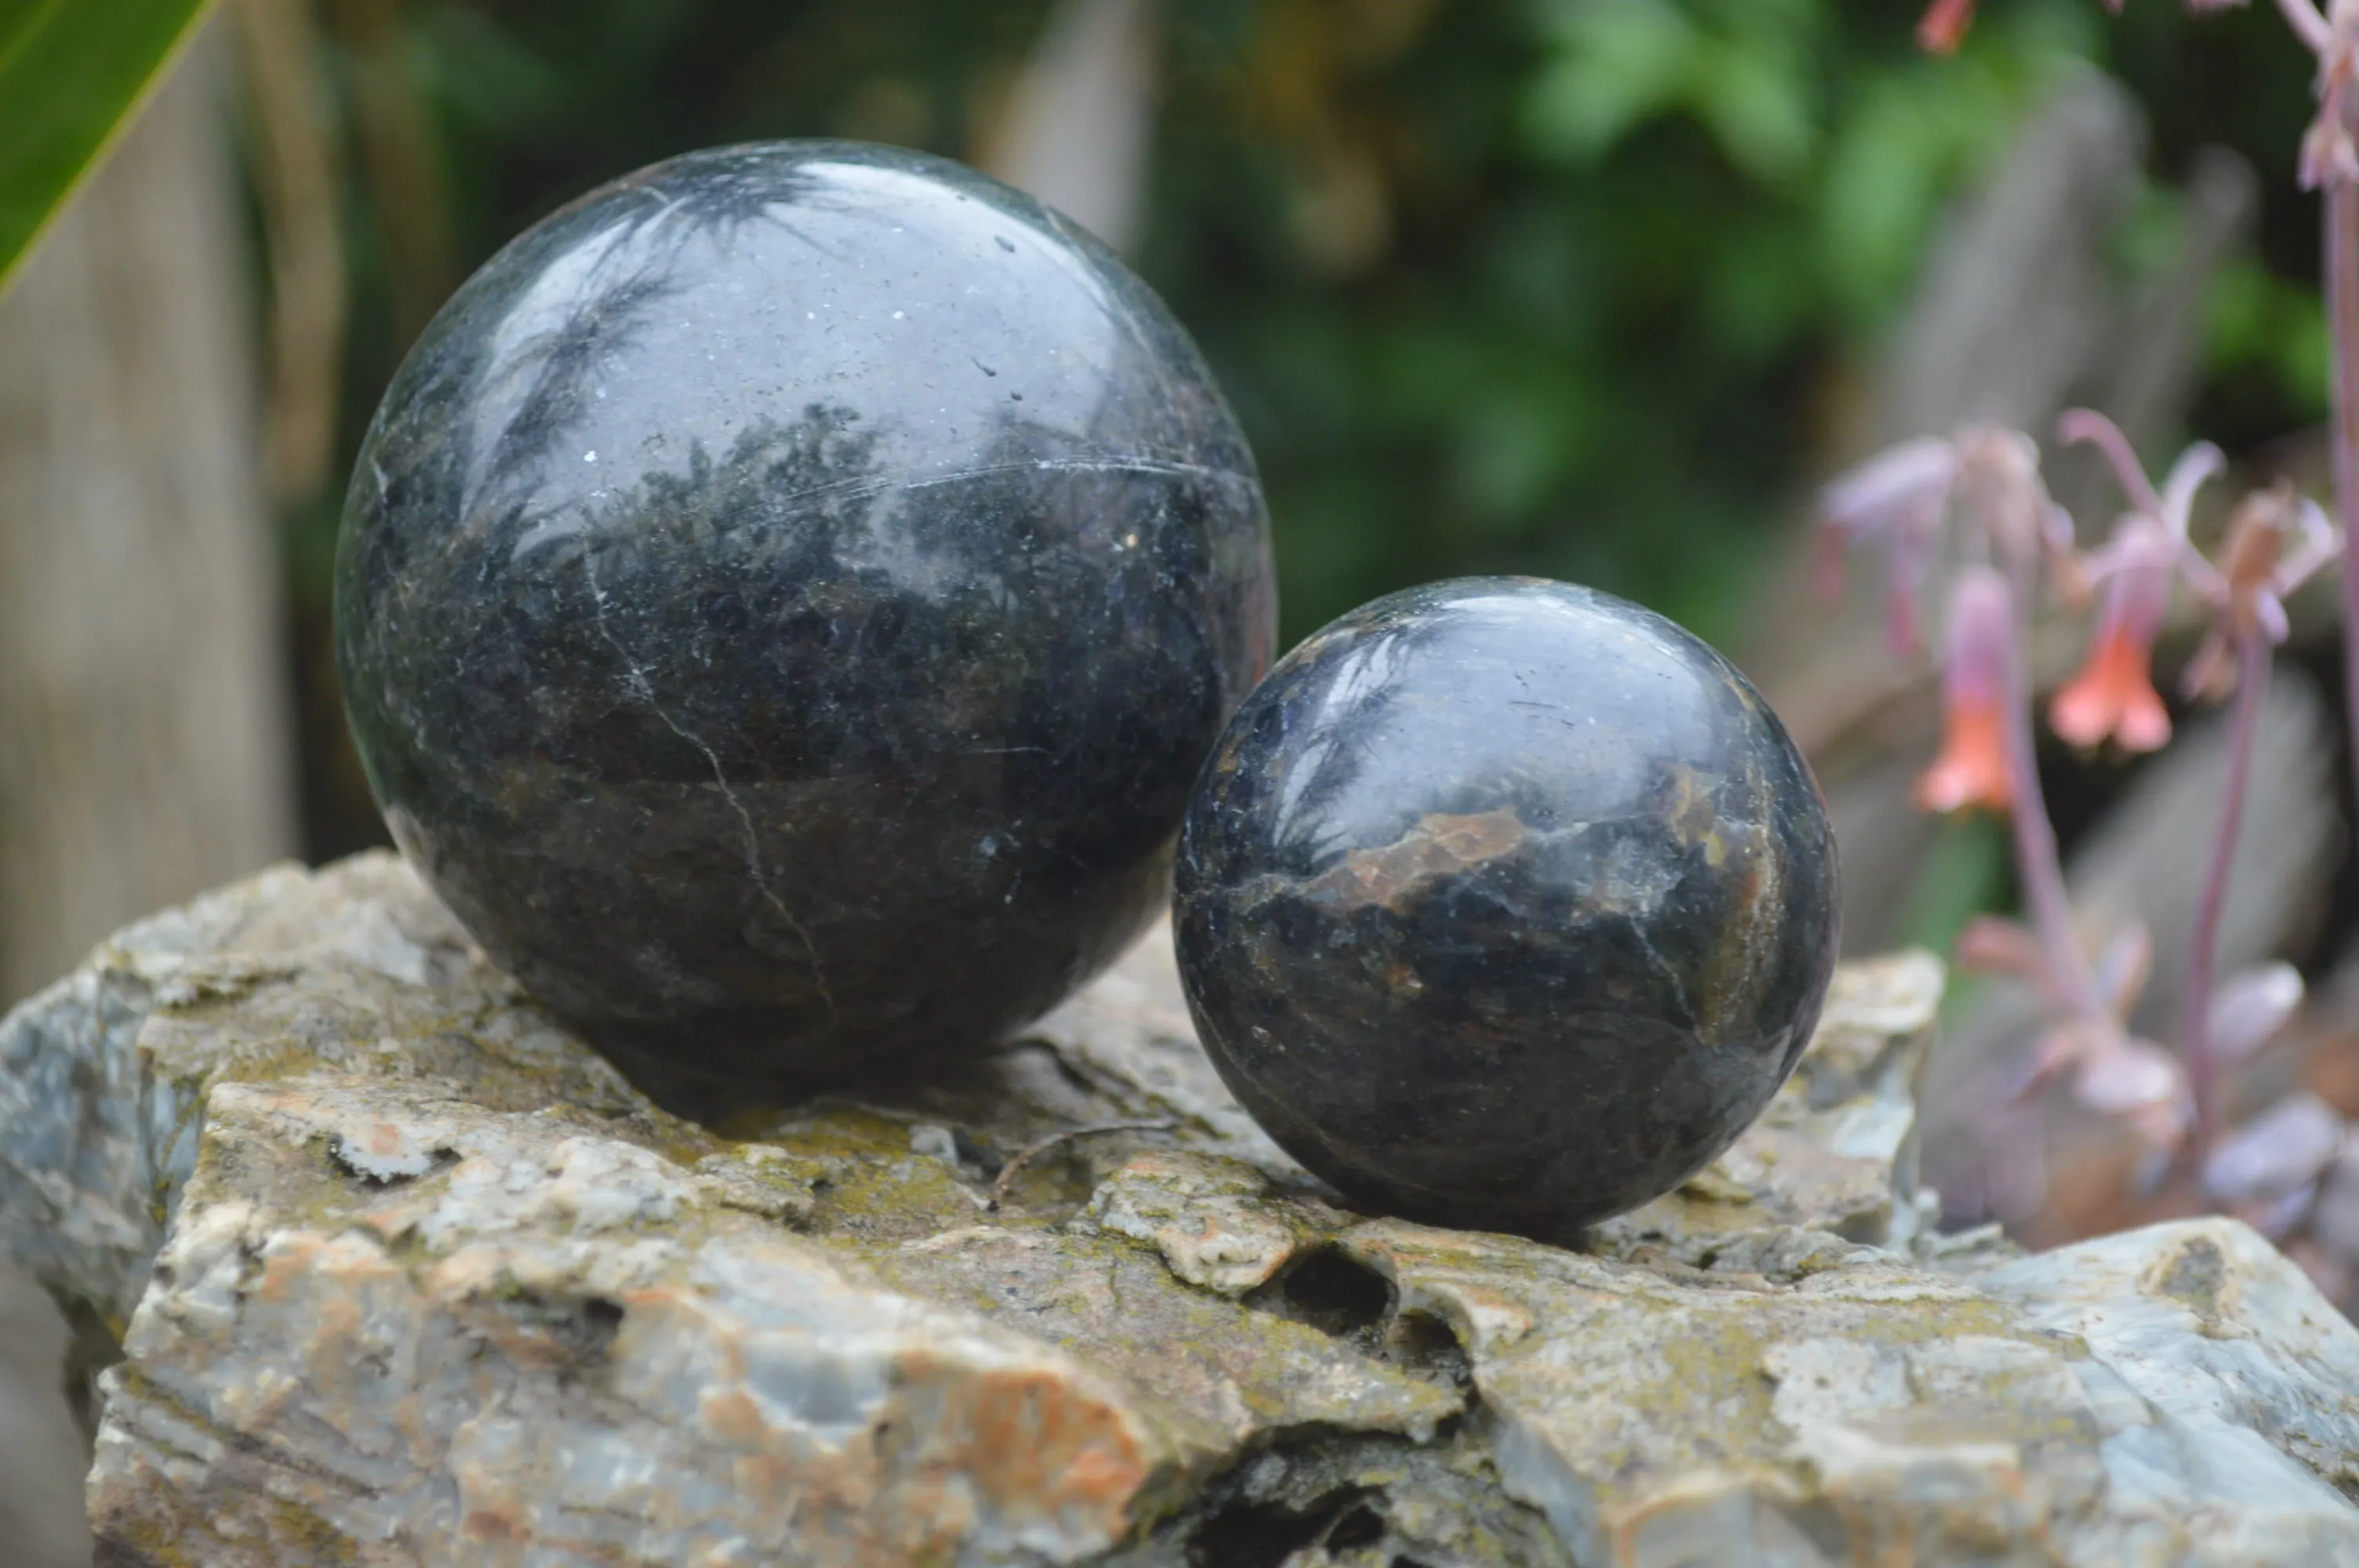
[2301,10,2359,190]
[1816,426,2070,659]
[1917,0,1977,51]
[1916,568,2017,814]
[2022,1018,2188,1149]
[1918,702,2011,815]
[2208,961,2306,1065]
[2182,483,2341,700]
[2050,413,2239,743]
[1816,437,1958,655]
[2202,1093,2345,1210]
[2050,517,2179,752]
[1920,0,2226,60]
[1953,427,2074,576]
[1963,913,2188,1149]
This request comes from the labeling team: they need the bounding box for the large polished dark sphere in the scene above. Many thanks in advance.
[1174,578,1837,1236]
[336,141,1276,1100]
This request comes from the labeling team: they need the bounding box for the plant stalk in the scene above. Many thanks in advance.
[1998,577,2099,1018]
[2272,0,2335,53]
[2183,631,2271,1163]
[2332,181,2359,883]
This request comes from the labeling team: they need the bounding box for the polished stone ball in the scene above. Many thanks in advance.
[1173,578,1838,1236]
[336,141,1276,1102]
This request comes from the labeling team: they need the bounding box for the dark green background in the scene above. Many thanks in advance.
[280,0,2333,854]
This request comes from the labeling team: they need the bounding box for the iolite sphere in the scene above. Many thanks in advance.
[1173,578,1838,1236]
[336,141,1275,1102]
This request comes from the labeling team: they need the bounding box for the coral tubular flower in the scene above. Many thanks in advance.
[1917,0,1978,52]
[1918,701,2010,812]
[1917,568,2017,815]
[2051,518,2177,751]
[2053,627,2170,749]
[1922,0,2159,57]
[2051,416,2237,742]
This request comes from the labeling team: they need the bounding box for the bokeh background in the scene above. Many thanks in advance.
[0,2,2354,1559]
[3,0,2339,978]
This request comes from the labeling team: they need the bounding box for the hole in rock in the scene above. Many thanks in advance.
[1251,1248,1393,1341]
[562,1296,627,1363]
[1385,1310,1470,1388]
[505,1293,626,1367]
[1329,1502,1385,1548]
[1186,1498,1332,1568]
[1187,1487,1382,1568]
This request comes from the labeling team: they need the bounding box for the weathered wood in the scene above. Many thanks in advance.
[0,1260,89,1568]
[0,34,299,1007]
[978,0,1161,255]
[1874,67,2146,448]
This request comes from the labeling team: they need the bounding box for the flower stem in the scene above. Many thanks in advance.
[1997,577,2099,1018]
[2332,181,2359,889]
[2183,631,2271,1163]
[2273,0,2334,54]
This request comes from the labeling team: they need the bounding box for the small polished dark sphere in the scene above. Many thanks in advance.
[1173,578,1839,1236]
[336,141,1275,1102]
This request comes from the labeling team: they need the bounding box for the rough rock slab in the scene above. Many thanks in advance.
[4,855,2359,1566]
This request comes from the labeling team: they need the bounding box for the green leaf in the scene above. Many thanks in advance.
[1521,0,1698,166]
[2205,257,2333,421]
[0,0,217,294]
[1816,60,2016,323]
[1690,37,1816,183]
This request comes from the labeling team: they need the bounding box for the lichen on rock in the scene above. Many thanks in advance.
[2,854,2357,1565]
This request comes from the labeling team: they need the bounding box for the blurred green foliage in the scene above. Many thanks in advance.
[0,0,216,290]
[291,0,2332,658]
